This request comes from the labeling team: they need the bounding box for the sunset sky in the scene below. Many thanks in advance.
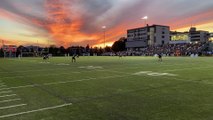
[0,0,213,47]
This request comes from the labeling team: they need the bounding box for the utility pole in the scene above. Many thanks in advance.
[102,26,106,48]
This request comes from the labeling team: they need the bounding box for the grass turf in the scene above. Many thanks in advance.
[0,56,212,120]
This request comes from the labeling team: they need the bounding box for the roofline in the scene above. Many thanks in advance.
[127,24,169,31]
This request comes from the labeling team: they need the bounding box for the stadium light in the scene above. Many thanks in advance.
[102,26,106,29]
[141,16,148,20]
[141,16,148,26]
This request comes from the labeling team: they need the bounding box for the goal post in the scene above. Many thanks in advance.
[2,45,17,58]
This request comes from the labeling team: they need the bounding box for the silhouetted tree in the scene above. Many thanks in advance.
[16,45,24,56]
[112,37,126,52]
[0,48,3,57]
[86,44,90,53]
[105,46,112,52]
[49,45,59,56]
[59,46,66,55]
[98,47,104,55]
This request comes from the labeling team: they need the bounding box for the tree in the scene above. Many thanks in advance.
[0,48,3,57]
[49,45,59,56]
[16,45,24,57]
[86,44,90,53]
[112,37,126,52]
[105,46,112,52]
[59,46,66,55]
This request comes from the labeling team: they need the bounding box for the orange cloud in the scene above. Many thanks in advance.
[40,0,100,47]
[170,9,213,30]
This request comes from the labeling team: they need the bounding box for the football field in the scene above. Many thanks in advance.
[0,56,212,120]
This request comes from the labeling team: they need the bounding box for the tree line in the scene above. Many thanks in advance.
[0,37,127,57]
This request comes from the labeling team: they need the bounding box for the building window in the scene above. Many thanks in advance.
[162,40,165,45]
[162,31,165,34]
[162,36,165,38]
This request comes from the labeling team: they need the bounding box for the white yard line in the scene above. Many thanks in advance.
[0,90,12,94]
[162,66,213,72]
[105,70,213,86]
[0,103,72,119]
[0,72,81,80]
[0,88,10,91]
[0,104,27,110]
[0,68,68,74]
[0,98,21,103]
[43,78,96,85]
[165,77,213,85]
[0,94,16,98]
[9,84,37,89]
[0,85,7,88]
[7,75,128,90]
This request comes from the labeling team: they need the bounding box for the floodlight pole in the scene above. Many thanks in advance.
[102,26,106,48]
[2,40,5,58]
[37,40,39,56]
[48,39,50,54]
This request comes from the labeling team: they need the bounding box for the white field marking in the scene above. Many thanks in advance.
[0,98,21,103]
[133,71,177,77]
[0,68,67,74]
[105,70,213,86]
[0,90,12,94]
[0,103,72,119]
[97,69,127,74]
[6,79,95,89]
[56,63,70,66]
[0,71,83,80]
[0,68,117,80]
[8,75,129,90]
[8,84,37,89]
[0,104,27,110]
[43,78,96,85]
[165,77,213,85]
[72,72,81,74]
[0,88,10,91]
[19,75,126,86]
[0,85,7,88]
[147,72,177,77]
[39,62,50,64]
[79,66,103,69]
[162,66,213,72]
[0,94,16,98]
[7,59,38,62]
[103,63,197,71]
[35,75,126,87]
[0,73,69,80]
[107,65,213,76]
[133,71,152,75]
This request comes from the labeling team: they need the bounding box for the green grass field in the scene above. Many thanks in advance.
[0,56,213,120]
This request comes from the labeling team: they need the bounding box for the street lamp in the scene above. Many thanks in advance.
[102,26,106,48]
[141,16,148,26]
[48,39,50,54]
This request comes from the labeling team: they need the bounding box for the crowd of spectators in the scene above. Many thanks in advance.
[110,42,213,56]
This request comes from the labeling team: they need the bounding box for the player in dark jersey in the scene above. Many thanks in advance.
[72,55,76,63]
[43,55,49,60]
[158,53,162,62]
